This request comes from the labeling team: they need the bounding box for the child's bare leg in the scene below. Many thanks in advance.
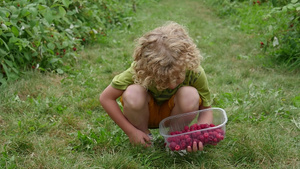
[122,84,151,135]
[171,86,213,124]
[171,86,200,116]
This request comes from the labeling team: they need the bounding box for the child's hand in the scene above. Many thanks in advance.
[187,141,203,152]
[128,129,152,147]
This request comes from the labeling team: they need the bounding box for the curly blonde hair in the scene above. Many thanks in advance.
[132,21,202,90]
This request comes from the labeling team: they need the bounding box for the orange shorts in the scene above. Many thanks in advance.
[120,94,202,128]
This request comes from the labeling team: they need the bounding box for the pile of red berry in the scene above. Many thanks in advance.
[167,123,225,151]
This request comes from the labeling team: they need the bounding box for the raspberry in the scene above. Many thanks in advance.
[167,137,174,143]
[175,131,182,134]
[198,135,204,142]
[166,123,225,151]
[174,137,181,144]
[191,132,198,138]
[174,145,181,151]
[215,128,224,135]
[200,123,209,129]
[180,140,187,149]
[169,142,177,151]
[184,126,189,131]
[179,135,186,140]
[190,124,198,131]
[186,141,193,147]
[193,131,201,139]
[184,134,190,139]
[208,136,214,142]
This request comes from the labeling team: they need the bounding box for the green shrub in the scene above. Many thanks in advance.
[0,0,138,84]
[264,0,300,69]
[205,0,300,70]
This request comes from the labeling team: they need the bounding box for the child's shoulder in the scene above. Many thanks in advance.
[186,65,205,75]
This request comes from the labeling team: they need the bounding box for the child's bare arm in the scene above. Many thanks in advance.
[99,85,151,146]
[99,86,136,138]
[197,105,213,124]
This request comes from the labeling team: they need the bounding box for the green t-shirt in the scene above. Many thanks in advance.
[111,63,212,107]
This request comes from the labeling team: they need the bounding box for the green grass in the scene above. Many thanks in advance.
[1,0,299,168]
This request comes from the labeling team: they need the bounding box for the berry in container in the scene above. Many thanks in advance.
[159,108,228,151]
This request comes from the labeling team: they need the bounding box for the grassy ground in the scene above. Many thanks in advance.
[1,0,299,168]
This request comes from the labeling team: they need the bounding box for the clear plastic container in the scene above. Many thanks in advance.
[159,108,228,151]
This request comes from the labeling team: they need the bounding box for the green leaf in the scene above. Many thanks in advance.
[4,59,13,67]
[297,7,300,11]
[0,62,18,82]
[11,26,19,37]
[62,0,71,8]
[0,7,10,18]
[47,42,55,50]
[2,62,8,73]
[56,68,64,74]
[0,74,7,86]
[291,0,298,4]
[9,36,19,43]
[282,6,287,12]
[24,52,30,61]
[62,41,69,48]
[44,8,54,23]
[50,58,59,64]
[0,48,8,56]
[287,4,295,10]
[0,38,10,51]
[1,23,8,30]
[25,29,34,37]
[58,6,66,18]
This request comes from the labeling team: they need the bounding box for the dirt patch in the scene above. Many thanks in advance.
[0,115,5,126]
[17,74,65,101]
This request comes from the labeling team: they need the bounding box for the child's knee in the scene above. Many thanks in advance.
[123,85,148,109]
[176,86,200,109]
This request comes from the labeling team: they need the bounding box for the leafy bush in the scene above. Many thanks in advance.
[205,0,300,70]
[265,0,300,69]
[0,0,138,84]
